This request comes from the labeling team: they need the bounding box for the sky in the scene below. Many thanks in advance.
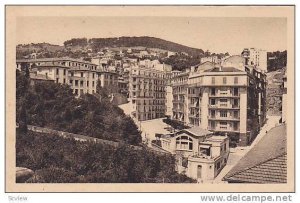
[16,16,287,55]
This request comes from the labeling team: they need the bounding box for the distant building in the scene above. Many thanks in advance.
[160,126,229,182]
[167,51,176,57]
[242,48,267,72]
[200,56,220,64]
[223,124,287,183]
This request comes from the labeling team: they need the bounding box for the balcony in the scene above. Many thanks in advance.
[189,113,199,118]
[208,104,240,109]
[189,102,199,108]
[208,127,240,133]
[208,116,240,121]
[209,93,240,98]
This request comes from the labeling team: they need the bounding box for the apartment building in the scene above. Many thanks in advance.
[128,63,170,121]
[242,48,267,72]
[172,71,190,124]
[16,57,120,97]
[171,56,267,146]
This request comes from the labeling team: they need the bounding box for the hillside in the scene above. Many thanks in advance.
[16,70,142,145]
[16,130,196,183]
[84,36,204,56]
[266,68,286,116]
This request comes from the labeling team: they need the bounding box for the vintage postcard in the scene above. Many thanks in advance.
[5,5,295,192]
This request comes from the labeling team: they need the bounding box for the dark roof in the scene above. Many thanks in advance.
[205,67,243,72]
[223,124,287,183]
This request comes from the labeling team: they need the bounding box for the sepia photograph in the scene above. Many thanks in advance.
[5,5,295,192]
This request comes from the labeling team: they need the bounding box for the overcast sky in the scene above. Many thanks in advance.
[17,17,287,55]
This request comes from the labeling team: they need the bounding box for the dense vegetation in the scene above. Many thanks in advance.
[64,38,88,47]
[16,70,141,145]
[88,36,204,57]
[16,130,196,183]
[267,51,287,72]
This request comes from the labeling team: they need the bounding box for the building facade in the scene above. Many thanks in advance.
[16,57,119,97]
[128,64,169,121]
[171,56,267,146]
[242,48,267,72]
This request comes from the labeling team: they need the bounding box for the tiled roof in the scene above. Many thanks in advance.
[225,154,287,183]
[184,126,213,137]
[223,124,287,183]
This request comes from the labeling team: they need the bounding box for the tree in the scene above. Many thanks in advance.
[18,99,28,133]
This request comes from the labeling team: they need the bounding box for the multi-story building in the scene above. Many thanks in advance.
[16,57,119,97]
[171,56,267,146]
[17,58,99,97]
[242,48,267,72]
[128,62,170,121]
[172,71,190,124]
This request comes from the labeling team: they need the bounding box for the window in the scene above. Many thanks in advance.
[211,110,216,118]
[80,81,84,87]
[176,136,193,151]
[69,80,73,84]
[210,99,216,105]
[220,122,227,129]
[63,69,66,76]
[75,80,78,86]
[81,72,84,77]
[56,69,59,75]
[233,87,239,96]
[87,81,89,87]
[211,77,215,84]
[63,79,66,84]
[220,110,227,117]
[92,73,95,79]
[211,88,216,96]
[234,77,238,84]
[216,162,221,170]
[56,78,59,83]
[219,99,227,107]
[223,77,227,84]
[234,111,239,118]
[233,99,239,107]
[74,89,78,95]
[92,81,95,87]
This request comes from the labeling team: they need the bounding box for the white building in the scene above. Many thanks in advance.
[242,48,267,72]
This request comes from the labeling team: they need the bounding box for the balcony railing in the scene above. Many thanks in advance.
[208,104,240,109]
[209,93,240,97]
[208,116,240,121]
[208,127,240,132]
